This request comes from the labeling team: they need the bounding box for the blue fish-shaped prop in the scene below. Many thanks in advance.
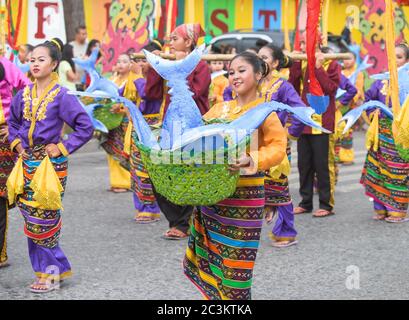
[338,100,394,135]
[69,47,160,150]
[307,93,330,115]
[171,102,331,152]
[143,45,206,149]
[73,47,120,98]
[13,55,30,74]
[79,101,109,133]
[336,55,373,99]
[370,62,409,106]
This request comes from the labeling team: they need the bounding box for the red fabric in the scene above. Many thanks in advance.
[289,60,341,134]
[294,0,301,51]
[166,0,178,36]
[306,0,324,96]
[145,60,211,116]
[172,23,206,45]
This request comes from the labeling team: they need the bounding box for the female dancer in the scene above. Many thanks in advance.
[8,38,93,292]
[257,44,306,248]
[145,23,211,239]
[0,55,31,268]
[184,52,287,300]
[361,43,409,222]
[127,40,164,223]
[103,53,138,193]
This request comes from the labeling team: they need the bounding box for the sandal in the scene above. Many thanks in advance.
[385,216,409,224]
[29,278,60,294]
[313,209,335,218]
[372,215,386,221]
[0,261,9,268]
[110,188,129,193]
[161,228,188,240]
[294,207,312,215]
[271,240,298,248]
[134,216,160,224]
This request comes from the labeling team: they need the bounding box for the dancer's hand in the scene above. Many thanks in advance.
[228,154,253,172]
[45,144,62,158]
[0,125,8,143]
[111,103,126,114]
[315,52,325,69]
[15,143,29,160]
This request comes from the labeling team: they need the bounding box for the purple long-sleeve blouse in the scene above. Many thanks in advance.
[338,74,357,106]
[263,79,306,138]
[8,84,94,155]
[134,78,161,115]
[364,80,392,118]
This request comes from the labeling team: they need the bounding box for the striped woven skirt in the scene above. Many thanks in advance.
[130,133,160,219]
[265,144,292,206]
[183,172,265,300]
[17,146,72,280]
[360,117,409,217]
[101,118,130,171]
[0,141,16,199]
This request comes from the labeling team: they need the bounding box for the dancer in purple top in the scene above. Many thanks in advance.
[258,44,306,248]
[8,38,93,293]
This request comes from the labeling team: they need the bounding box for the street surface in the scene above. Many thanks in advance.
[1,131,409,300]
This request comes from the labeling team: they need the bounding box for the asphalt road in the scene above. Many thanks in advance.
[1,131,409,300]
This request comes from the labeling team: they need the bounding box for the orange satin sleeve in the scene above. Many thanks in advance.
[249,112,287,171]
[203,101,227,120]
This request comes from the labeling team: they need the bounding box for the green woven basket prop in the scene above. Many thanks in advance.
[93,103,124,131]
[135,137,247,206]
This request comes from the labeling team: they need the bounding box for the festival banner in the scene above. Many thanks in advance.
[27,0,66,45]
[253,0,282,30]
[207,0,235,37]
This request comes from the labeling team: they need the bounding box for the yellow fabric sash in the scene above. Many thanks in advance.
[394,96,409,149]
[366,110,379,152]
[268,155,291,179]
[123,122,133,156]
[7,157,25,206]
[0,95,5,126]
[29,156,64,210]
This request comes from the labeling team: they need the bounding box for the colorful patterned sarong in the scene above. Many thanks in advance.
[0,141,15,264]
[130,132,160,219]
[0,141,16,199]
[101,118,130,171]
[264,143,297,241]
[16,146,72,279]
[361,116,409,217]
[184,172,265,300]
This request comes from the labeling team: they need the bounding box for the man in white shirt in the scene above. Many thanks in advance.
[69,26,88,88]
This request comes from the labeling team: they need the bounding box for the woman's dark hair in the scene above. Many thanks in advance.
[0,62,4,82]
[86,39,102,59]
[34,37,63,71]
[143,39,164,52]
[61,43,76,72]
[396,43,409,61]
[230,51,270,80]
[25,44,34,53]
[262,44,293,71]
